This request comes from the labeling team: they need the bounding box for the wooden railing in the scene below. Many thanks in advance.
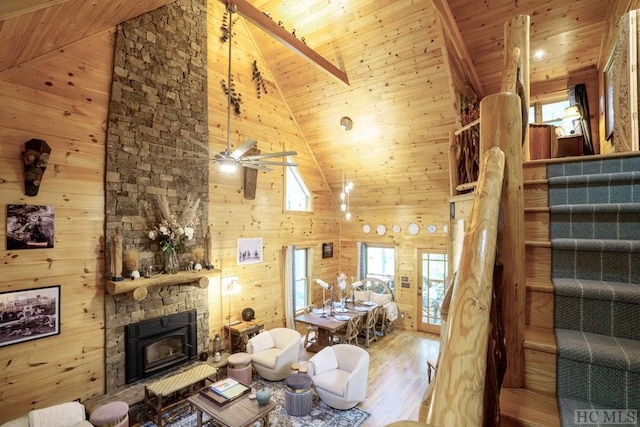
[410,14,529,427]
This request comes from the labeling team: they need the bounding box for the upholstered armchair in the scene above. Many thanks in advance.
[246,327,301,381]
[0,402,94,427]
[307,344,370,410]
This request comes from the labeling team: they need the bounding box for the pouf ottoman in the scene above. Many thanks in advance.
[89,401,129,427]
[227,352,252,385]
[284,373,313,416]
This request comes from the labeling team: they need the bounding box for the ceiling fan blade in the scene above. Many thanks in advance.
[243,160,298,167]
[230,139,257,159]
[242,163,273,171]
[243,150,298,160]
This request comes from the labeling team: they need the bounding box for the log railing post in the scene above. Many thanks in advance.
[479,91,525,389]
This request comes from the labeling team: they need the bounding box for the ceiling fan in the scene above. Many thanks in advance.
[212,2,297,173]
[214,138,297,172]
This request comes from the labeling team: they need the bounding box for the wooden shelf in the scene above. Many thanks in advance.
[105,269,221,300]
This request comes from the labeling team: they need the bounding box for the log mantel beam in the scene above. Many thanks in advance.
[106,269,221,301]
[219,0,349,86]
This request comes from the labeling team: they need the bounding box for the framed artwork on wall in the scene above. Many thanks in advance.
[322,242,333,259]
[0,285,60,347]
[6,204,55,250]
[237,238,263,265]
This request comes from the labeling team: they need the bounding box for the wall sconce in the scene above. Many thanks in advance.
[22,138,51,197]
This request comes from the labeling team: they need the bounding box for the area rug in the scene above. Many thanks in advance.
[142,378,370,427]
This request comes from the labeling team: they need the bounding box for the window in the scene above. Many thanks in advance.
[530,95,576,136]
[292,247,310,313]
[285,163,311,212]
[359,243,395,289]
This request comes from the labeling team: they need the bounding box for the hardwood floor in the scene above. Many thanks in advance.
[301,329,441,427]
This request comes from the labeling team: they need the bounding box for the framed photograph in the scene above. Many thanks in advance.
[604,54,615,140]
[237,238,263,265]
[6,204,55,249]
[322,242,333,259]
[0,285,60,347]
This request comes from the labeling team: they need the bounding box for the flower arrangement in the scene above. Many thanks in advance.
[336,272,349,304]
[149,194,200,254]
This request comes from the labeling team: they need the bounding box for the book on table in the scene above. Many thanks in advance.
[200,377,250,406]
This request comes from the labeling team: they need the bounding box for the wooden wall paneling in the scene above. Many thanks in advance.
[206,0,340,337]
[0,29,112,423]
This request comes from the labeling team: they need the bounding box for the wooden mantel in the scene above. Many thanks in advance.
[105,269,221,301]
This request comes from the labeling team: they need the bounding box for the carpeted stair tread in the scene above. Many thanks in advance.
[547,171,640,206]
[555,329,640,373]
[548,171,640,186]
[553,278,640,304]
[551,238,640,252]
[550,203,640,214]
[550,203,640,240]
[554,279,640,339]
[547,157,640,179]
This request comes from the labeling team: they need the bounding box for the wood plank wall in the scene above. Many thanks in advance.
[0,1,631,422]
[204,1,342,339]
[0,30,114,422]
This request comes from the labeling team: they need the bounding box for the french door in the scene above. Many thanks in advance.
[417,250,448,334]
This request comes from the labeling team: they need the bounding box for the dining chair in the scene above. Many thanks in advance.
[303,304,318,348]
[374,305,387,337]
[359,307,379,347]
[332,315,361,346]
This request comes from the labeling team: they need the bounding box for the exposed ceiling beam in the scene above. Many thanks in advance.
[221,0,349,86]
[431,0,484,98]
[0,0,71,20]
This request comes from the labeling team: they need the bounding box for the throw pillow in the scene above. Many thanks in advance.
[354,290,370,302]
[250,331,275,353]
[370,292,392,305]
[310,346,338,375]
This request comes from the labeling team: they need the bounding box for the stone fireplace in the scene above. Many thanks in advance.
[105,284,209,393]
[125,309,197,384]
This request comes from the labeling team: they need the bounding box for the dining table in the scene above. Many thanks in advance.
[294,302,378,352]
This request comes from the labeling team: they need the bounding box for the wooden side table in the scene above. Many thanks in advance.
[207,351,230,380]
[224,320,264,353]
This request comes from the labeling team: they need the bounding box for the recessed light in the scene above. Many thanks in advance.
[533,50,547,61]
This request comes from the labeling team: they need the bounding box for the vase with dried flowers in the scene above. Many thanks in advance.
[337,273,348,309]
[124,249,140,279]
[192,247,204,271]
[149,194,200,275]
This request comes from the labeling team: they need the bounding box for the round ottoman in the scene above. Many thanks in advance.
[284,373,313,416]
[227,352,252,385]
[89,401,129,427]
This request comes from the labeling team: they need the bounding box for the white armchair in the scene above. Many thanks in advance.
[246,327,301,381]
[0,402,93,427]
[307,344,370,410]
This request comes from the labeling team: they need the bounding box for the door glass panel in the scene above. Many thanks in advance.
[421,252,448,327]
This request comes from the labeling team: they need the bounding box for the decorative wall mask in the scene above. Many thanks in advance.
[23,138,51,197]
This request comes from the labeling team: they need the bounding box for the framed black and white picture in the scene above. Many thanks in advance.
[237,238,263,265]
[322,242,333,259]
[6,204,55,249]
[0,285,60,347]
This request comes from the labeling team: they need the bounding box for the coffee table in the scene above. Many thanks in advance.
[188,390,275,427]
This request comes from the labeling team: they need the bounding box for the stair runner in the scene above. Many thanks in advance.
[548,156,640,426]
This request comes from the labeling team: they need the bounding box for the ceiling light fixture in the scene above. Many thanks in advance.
[340,117,353,220]
[532,49,547,61]
[214,2,298,173]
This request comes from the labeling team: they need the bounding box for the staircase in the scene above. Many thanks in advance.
[501,153,640,427]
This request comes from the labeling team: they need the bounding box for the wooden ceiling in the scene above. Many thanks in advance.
[0,0,613,210]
